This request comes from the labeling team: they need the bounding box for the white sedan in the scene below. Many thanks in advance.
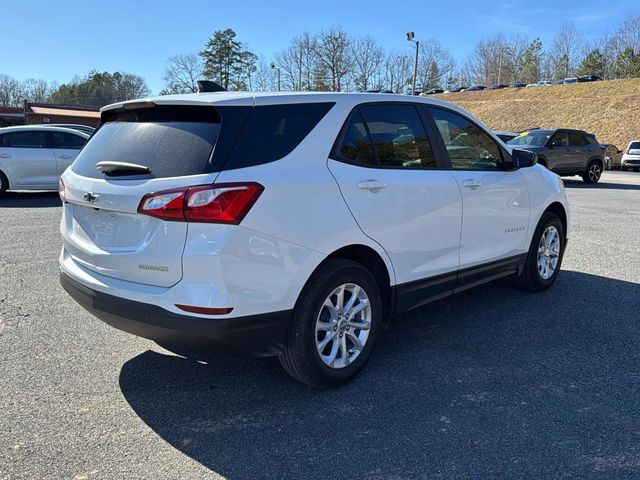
[0,125,89,195]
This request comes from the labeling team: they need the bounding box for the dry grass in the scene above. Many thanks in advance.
[432,78,640,148]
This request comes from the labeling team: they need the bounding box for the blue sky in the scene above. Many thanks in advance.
[3,0,638,93]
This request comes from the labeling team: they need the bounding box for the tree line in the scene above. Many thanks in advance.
[0,71,150,108]
[1,16,639,108]
[163,17,640,94]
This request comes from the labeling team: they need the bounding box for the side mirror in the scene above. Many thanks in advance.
[510,149,537,169]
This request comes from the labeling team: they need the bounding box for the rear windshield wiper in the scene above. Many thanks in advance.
[96,161,151,176]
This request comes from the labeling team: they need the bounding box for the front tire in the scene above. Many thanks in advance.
[582,160,602,183]
[279,259,382,388]
[514,211,565,292]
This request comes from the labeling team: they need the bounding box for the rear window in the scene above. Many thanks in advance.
[629,142,640,150]
[71,106,222,179]
[223,102,334,170]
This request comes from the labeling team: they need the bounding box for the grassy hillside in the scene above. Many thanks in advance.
[432,78,640,148]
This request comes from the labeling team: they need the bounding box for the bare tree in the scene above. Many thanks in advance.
[383,51,411,93]
[253,58,277,91]
[162,53,204,94]
[315,27,352,91]
[0,74,23,107]
[417,40,455,89]
[549,22,583,79]
[274,33,318,91]
[21,78,51,102]
[352,36,384,91]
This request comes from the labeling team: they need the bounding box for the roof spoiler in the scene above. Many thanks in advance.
[197,80,227,93]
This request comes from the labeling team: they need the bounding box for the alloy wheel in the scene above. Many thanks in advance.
[315,283,371,369]
[537,226,561,280]
[588,163,601,182]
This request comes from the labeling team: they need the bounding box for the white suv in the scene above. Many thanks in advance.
[59,92,570,387]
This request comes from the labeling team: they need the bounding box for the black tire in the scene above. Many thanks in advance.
[279,259,382,388]
[581,160,602,183]
[514,211,565,292]
[0,171,8,197]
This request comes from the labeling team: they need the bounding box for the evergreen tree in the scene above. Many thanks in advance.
[577,49,606,77]
[200,29,256,90]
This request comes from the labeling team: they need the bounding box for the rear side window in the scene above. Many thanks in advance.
[0,131,48,148]
[337,112,376,166]
[569,133,587,146]
[359,105,436,168]
[49,131,86,149]
[224,103,334,170]
[71,106,222,179]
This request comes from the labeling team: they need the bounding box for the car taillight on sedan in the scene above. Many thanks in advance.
[137,183,264,224]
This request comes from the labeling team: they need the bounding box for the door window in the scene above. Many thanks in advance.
[0,131,48,148]
[336,112,376,166]
[50,131,87,149]
[427,108,501,170]
[550,132,570,147]
[359,105,436,169]
[569,133,587,146]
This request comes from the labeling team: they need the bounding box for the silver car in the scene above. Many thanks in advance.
[0,125,89,195]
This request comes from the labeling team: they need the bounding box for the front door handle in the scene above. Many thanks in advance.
[357,180,387,191]
[0,153,11,158]
[58,155,73,160]
[462,179,482,189]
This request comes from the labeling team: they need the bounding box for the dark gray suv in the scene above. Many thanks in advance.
[507,129,605,183]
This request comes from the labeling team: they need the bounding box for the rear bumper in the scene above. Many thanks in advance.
[60,272,291,357]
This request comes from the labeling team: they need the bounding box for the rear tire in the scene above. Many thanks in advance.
[0,171,8,197]
[582,160,602,183]
[514,211,565,292]
[279,259,382,388]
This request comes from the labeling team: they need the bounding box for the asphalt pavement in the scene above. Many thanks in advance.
[1,171,640,479]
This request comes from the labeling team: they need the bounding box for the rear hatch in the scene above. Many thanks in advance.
[61,104,242,287]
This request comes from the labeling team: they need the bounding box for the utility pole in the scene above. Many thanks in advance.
[271,63,281,91]
[407,32,420,95]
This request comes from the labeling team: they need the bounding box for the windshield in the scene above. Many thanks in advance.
[507,131,551,147]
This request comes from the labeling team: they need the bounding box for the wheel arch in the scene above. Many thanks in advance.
[544,201,568,241]
[0,169,9,190]
[316,244,394,318]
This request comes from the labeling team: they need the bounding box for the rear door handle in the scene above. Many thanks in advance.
[0,153,11,158]
[357,180,387,191]
[461,179,482,189]
[58,155,73,160]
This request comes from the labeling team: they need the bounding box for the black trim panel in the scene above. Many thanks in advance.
[392,254,527,315]
[61,272,291,357]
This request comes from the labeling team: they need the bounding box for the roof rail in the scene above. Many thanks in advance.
[197,80,227,93]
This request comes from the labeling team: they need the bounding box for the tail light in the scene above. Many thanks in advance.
[138,183,263,224]
[59,177,66,203]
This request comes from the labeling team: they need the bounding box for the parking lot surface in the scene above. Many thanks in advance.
[1,171,640,480]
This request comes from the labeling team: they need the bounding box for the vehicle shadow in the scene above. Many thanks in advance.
[0,191,60,208]
[563,179,640,190]
[119,271,640,479]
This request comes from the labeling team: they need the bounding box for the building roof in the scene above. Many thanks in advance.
[29,105,100,118]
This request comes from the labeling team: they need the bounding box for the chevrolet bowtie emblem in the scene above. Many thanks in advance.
[83,192,99,203]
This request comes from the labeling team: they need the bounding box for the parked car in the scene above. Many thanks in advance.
[46,124,96,136]
[421,88,444,95]
[494,130,519,143]
[445,86,468,93]
[621,140,640,171]
[509,82,528,88]
[578,75,602,82]
[0,125,89,195]
[485,84,507,90]
[602,144,623,170]
[507,129,605,183]
[463,85,485,91]
[551,79,564,85]
[59,92,570,387]
[564,77,578,84]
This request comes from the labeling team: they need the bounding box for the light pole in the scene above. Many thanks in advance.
[271,63,281,92]
[407,32,420,95]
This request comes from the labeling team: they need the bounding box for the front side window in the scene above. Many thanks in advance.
[551,132,570,147]
[0,131,48,148]
[359,105,436,169]
[428,108,501,170]
[507,131,552,147]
